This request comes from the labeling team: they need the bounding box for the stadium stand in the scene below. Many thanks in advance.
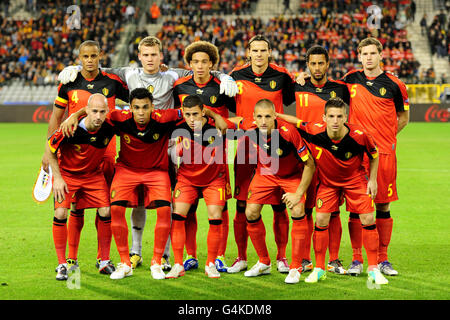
[0,0,448,104]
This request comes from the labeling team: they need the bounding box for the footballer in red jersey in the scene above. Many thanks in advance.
[227,35,297,274]
[168,95,236,278]
[341,38,409,275]
[44,40,129,276]
[172,41,235,271]
[287,97,388,286]
[237,99,315,284]
[294,45,350,274]
[46,94,115,280]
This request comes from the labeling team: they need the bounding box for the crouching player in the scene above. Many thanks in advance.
[238,99,315,284]
[168,95,234,279]
[278,97,388,285]
[46,94,115,280]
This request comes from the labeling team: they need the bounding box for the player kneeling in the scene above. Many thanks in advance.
[168,95,235,279]
[278,97,389,285]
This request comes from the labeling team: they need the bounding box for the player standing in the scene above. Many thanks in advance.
[279,97,388,286]
[342,38,409,276]
[167,95,235,278]
[238,99,315,284]
[45,40,129,274]
[227,35,297,274]
[294,45,350,274]
[172,41,236,272]
[46,94,115,280]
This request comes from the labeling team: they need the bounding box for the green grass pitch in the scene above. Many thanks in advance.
[0,122,449,301]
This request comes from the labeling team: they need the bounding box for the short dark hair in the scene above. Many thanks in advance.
[324,97,348,114]
[79,40,101,52]
[129,88,153,103]
[306,45,329,63]
[182,94,203,109]
[247,35,272,50]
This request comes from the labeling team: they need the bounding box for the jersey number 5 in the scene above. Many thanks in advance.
[350,84,357,98]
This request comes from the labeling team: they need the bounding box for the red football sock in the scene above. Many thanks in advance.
[152,206,171,265]
[171,214,186,265]
[272,206,289,260]
[233,206,248,260]
[313,224,329,270]
[206,219,222,265]
[290,216,308,269]
[328,212,342,262]
[348,213,363,263]
[376,211,393,263]
[67,210,84,260]
[247,216,270,265]
[362,223,379,267]
[110,205,130,266]
[304,210,314,261]
[185,210,198,257]
[53,217,67,265]
[217,207,229,257]
[96,213,112,261]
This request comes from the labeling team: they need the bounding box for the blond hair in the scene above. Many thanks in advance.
[138,36,162,52]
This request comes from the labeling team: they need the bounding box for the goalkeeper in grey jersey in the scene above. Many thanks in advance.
[58,36,237,272]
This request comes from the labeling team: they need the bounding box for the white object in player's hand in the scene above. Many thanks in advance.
[58,65,82,84]
[219,74,238,97]
[33,165,53,203]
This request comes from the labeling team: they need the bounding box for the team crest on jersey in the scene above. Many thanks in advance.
[276,148,283,156]
[102,88,109,96]
[330,91,336,98]
[87,84,94,89]
[153,133,160,140]
[147,85,154,94]
[208,136,215,144]
[379,87,386,96]
[247,191,252,200]
[210,95,217,104]
[345,152,352,159]
[111,189,116,199]
[317,198,323,209]
[174,189,181,198]
[269,80,277,89]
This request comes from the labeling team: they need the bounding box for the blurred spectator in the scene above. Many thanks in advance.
[420,13,427,35]
[0,0,133,85]
[149,2,161,24]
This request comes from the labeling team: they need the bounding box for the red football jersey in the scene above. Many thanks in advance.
[109,109,183,170]
[294,79,350,122]
[297,121,379,187]
[173,75,236,118]
[175,117,236,186]
[242,119,310,178]
[342,69,409,154]
[230,63,296,119]
[48,118,115,174]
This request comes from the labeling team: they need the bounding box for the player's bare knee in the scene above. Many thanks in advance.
[359,212,375,226]
[245,204,261,221]
[98,207,110,217]
[316,212,331,228]
[375,202,390,212]
[207,205,223,220]
[290,203,305,219]
[54,208,68,220]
